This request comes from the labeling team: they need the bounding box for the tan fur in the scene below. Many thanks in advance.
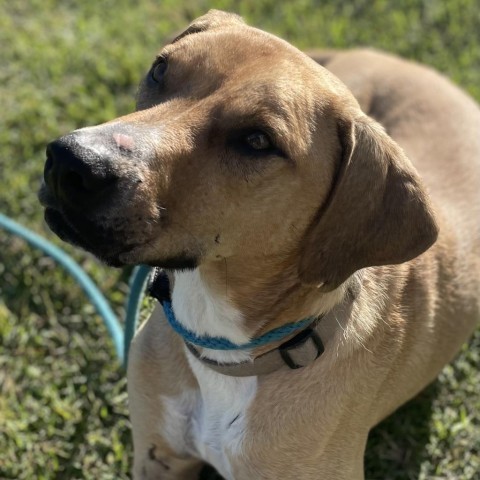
[94,11,479,479]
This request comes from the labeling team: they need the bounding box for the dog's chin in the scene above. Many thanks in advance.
[150,255,198,271]
[118,244,199,270]
[44,208,87,248]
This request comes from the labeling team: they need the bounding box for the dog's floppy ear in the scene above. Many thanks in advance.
[299,114,438,290]
[171,10,245,44]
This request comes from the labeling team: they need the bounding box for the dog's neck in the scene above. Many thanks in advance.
[171,256,349,363]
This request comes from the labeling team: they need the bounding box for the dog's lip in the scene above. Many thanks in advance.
[44,207,87,246]
[43,207,141,266]
[38,183,59,209]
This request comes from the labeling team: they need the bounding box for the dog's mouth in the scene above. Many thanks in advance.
[43,206,137,267]
[43,206,200,270]
[39,181,145,266]
[39,180,200,270]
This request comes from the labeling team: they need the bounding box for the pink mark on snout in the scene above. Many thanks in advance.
[113,132,135,151]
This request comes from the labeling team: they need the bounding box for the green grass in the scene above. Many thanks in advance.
[0,1,479,479]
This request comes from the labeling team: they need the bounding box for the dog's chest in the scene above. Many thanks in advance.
[187,356,257,479]
[160,357,257,479]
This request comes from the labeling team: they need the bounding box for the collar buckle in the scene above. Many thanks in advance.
[279,326,325,369]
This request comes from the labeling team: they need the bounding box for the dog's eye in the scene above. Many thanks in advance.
[150,58,168,83]
[228,128,285,159]
[244,132,271,150]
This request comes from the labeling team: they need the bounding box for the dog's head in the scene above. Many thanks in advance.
[39,10,438,290]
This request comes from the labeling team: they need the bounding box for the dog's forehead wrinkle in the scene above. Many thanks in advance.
[166,22,305,75]
[170,9,245,45]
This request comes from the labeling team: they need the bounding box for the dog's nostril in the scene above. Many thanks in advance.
[62,166,117,193]
[64,169,89,191]
[44,153,53,175]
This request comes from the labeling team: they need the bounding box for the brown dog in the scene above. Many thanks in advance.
[40,10,480,479]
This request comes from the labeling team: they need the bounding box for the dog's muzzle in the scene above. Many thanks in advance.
[39,125,150,265]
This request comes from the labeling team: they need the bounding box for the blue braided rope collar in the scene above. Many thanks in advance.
[161,299,317,351]
[149,269,319,351]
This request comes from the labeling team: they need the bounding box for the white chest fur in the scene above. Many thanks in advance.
[187,358,257,479]
[166,270,258,479]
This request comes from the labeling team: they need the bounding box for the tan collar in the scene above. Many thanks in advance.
[185,319,325,376]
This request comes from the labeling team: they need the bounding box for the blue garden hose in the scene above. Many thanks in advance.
[0,212,151,367]
[124,264,151,362]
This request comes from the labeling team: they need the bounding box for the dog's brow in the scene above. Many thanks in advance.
[156,45,176,58]
[171,24,205,44]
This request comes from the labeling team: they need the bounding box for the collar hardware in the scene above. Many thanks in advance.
[279,326,324,369]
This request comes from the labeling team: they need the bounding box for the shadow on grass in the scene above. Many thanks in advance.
[365,381,439,480]
[198,382,439,480]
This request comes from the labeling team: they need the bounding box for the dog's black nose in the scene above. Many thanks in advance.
[44,134,118,208]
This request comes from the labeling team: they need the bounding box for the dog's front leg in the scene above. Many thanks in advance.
[131,438,204,480]
[128,306,205,480]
